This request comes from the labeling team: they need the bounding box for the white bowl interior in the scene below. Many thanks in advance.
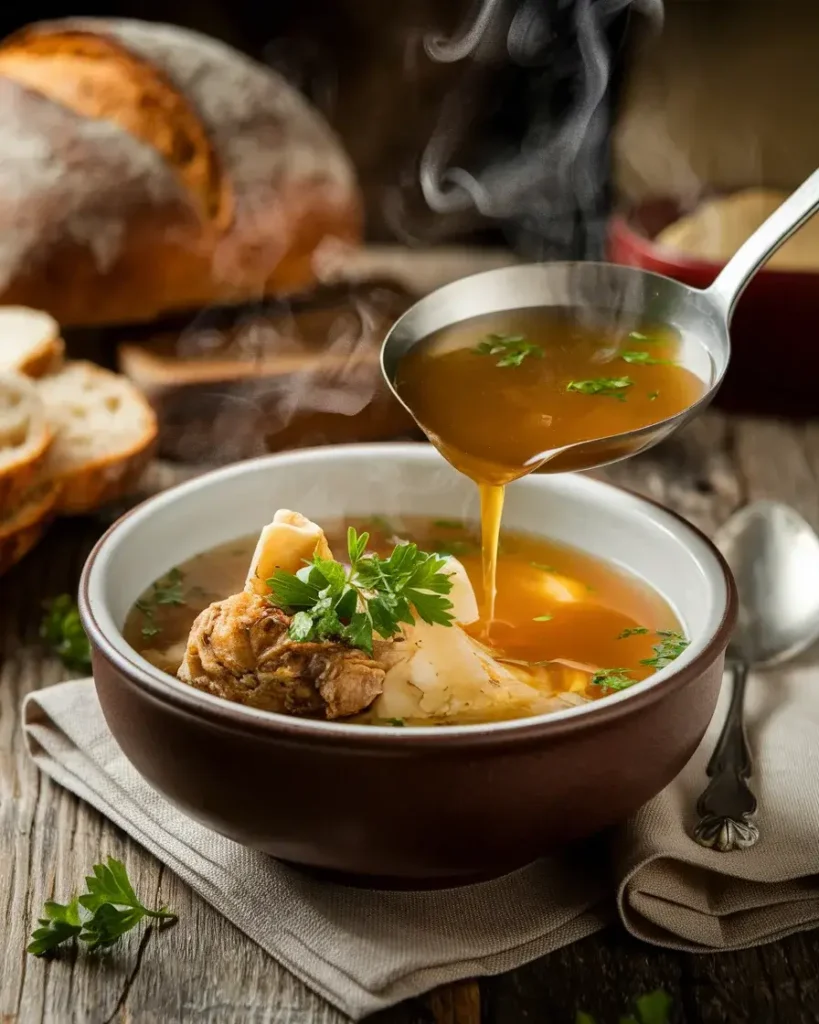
[87,444,729,732]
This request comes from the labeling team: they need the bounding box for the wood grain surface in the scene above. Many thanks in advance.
[3,412,819,1023]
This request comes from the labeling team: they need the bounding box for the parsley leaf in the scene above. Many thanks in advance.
[28,857,176,957]
[648,391,659,401]
[576,989,672,1024]
[628,331,659,344]
[136,568,186,639]
[618,626,650,638]
[591,667,635,692]
[640,630,689,669]
[566,377,634,401]
[268,528,455,655]
[433,519,465,530]
[40,596,91,674]
[533,614,554,622]
[27,899,82,956]
[634,990,674,1024]
[621,351,672,366]
[474,333,544,368]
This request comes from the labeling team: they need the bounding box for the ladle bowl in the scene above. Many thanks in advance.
[382,170,819,474]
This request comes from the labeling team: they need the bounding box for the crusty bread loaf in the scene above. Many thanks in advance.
[0,19,361,327]
[0,371,52,512]
[0,307,64,378]
[0,478,59,576]
[37,360,158,513]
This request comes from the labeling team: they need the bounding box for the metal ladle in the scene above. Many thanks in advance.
[382,169,819,475]
[694,502,819,852]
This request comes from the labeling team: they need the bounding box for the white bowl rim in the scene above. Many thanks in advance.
[80,442,735,742]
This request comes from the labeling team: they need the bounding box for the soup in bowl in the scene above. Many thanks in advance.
[80,444,736,884]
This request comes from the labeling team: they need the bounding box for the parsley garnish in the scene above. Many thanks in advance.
[28,857,176,956]
[648,391,659,401]
[474,333,544,368]
[621,350,672,366]
[591,667,634,692]
[640,630,690,669]
[593,630,689,692]
[385,718,405,727]
[40,596,91,673]
[627,331,659,344]
[136,567,186,639]
[268,528,455,655]
[533,614,554,622]
[566,377,634,401]
[577,988,672,1024]
[433,519,464,530]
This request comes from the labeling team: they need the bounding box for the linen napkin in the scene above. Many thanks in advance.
[23,665,819,1018]
[616,663,819,950]
[22,679,608,1020]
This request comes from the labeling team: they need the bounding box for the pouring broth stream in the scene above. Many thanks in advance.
[396,306,707,624]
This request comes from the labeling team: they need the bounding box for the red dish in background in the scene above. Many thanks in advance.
[608,200,819,417]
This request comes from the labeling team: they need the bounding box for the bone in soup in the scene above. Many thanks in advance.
[124,510,689,727]
[395,307,708,623]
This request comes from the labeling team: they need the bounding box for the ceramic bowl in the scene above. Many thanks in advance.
[79,443,736,886]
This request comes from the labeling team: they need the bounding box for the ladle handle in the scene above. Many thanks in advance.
[706,168,819,321]
[692,660,759,853]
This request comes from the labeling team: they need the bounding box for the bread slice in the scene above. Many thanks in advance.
[37,360,157,513]
[0,477,59,576]
[0,371,53,511]
[0,307,64,378]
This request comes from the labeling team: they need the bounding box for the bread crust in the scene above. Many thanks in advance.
[0,478,59,576]
[0,372,53,512]
[0,19,362,327]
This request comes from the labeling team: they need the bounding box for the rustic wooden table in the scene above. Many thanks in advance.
[4,410,819,1024]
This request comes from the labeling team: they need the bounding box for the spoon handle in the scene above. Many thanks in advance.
[706,168,819,321]
[693,660,759,852]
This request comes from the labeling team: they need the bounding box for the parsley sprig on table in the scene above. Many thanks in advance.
[577,988,672,1024]
[40,595,92,673]
[566,377,634,401]
[268,527,455,655]
[28,857,177,956]
[474,332,544,367]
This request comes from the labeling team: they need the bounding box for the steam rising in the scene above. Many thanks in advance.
[420,0,663,258]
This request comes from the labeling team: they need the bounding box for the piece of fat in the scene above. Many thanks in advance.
[373,618,547,722]
[528,569,591,605]
[245,509,334,597]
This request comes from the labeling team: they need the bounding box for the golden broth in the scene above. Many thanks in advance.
[124,515,682,723]
[395,307,707,621]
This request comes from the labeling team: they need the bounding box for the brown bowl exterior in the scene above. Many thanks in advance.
[88,630,730,886]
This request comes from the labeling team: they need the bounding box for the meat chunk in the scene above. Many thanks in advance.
[178,591,385,718]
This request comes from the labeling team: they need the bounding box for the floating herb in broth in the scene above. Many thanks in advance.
[395,307,706,625]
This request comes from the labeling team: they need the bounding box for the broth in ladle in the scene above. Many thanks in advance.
[396,307,707,623]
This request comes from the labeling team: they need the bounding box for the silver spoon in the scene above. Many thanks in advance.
[693,501,819,852]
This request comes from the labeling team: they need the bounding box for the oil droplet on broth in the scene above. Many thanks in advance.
[396,306,707,628]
